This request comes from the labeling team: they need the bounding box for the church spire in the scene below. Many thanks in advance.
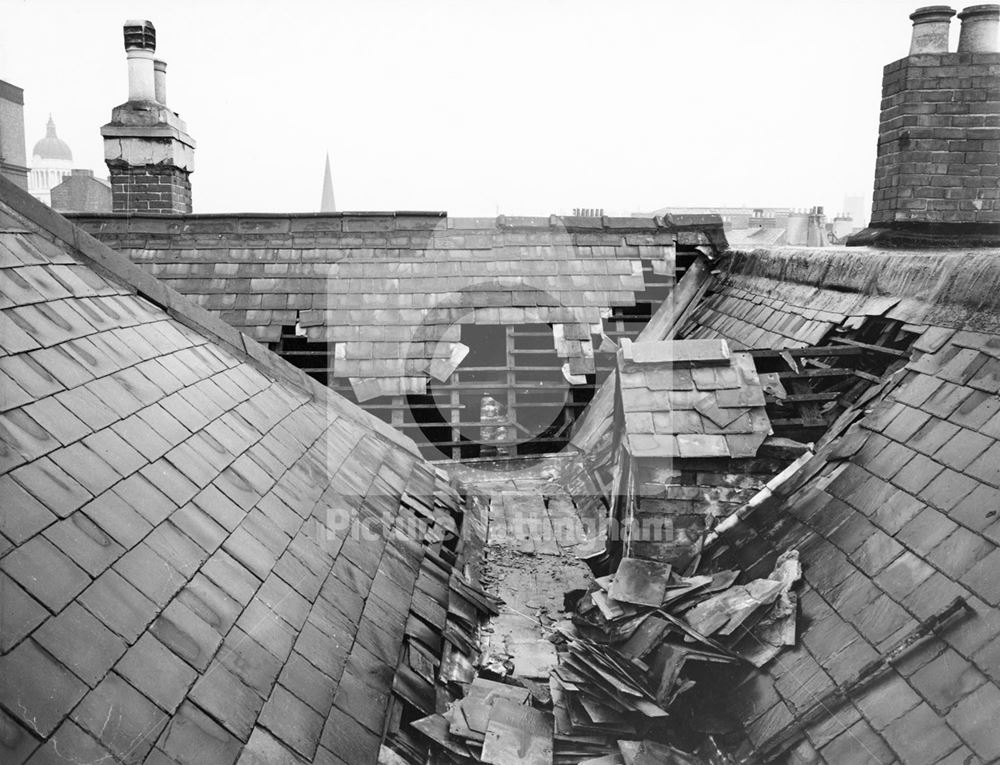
[320,152,336,213]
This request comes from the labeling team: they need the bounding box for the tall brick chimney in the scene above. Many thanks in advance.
[101,20,195,214]
[849,4,1000,246]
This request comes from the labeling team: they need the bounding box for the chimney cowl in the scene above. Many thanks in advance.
[123,19,156,52]
[957,4,1000,51]
[909,6,956,54]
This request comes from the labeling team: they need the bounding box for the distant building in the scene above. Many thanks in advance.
[50,168,112,213]
[28,115,74,205]
[0,80,28,189]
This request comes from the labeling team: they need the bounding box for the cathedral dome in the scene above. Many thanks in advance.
[32,116,73,162]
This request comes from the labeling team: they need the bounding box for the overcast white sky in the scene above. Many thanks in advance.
[2,1,933,217]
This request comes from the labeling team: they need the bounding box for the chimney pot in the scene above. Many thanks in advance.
[909,6,956,54]
[957,4,1000,51]
[153,59,167,105]
[123,21,157,102]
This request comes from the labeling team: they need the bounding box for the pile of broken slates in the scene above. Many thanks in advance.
[411,552,799,764]
[552,552,801,754]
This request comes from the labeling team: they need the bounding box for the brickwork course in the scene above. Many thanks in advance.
[872,51,1000,226]
[109,164,192,215]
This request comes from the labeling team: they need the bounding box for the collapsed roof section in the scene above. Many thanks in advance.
[682,246,1000,350]
[617,338,771,460]
[0,176,485,765]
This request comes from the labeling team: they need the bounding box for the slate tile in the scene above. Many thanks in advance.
[237,726,308,765]
[113,542,186,608]
[0,535,89,611]
[850,531,904,577]
[851,593,914,646]
[170,503,227,554]
[921,468,980,513]
[819,719,895,765]
[114,633,197,714]
[71,672,166,764]
[896,507,959,556]
[34,602,128,687]
[143,521,207,578]
[0,409,57,469]
[960,548,1000,606]
[293,621,349,680]
[272,550,324,603]
[950,484,1000,533]
[188,662,262,740]
[48,442,120,497]
[891,453,944,495]
[223,527,279,580]
[217,627,283,697]
[191,484,246,532]
[0,473,57,543]
[909,647,988,715]
[78,569,158,643]
[0,572,48,652]
[0,708,39,764]
[201,550,261,606]
[21,398,90,447]
[155,702,242,765]
[854,671,922,730]
[110,414,173,462]
[25,719,114,765]
[0,639,88,737]
[874,551,937,602]
[256,574,310,630]
[53,386,118,431]
[966,442,1000,488]
[937,429,994,472]
[258,683,325,760]
[43,512,125,577]
[884,701,964,765]
[151,600,222,672]
[319,705,380,764]
[138,460,198,507]
[907,417,960,457]
[175,573,242,636]
[80,489,152,550]
[278,652,336,716]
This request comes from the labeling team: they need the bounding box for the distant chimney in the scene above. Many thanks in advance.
[153,59,168,105]
[957,4,1000,51]
[848,5,1000,247]
[101,20,195,214]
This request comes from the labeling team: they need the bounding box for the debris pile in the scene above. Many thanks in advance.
[552,552,801,747]
[411,551,800,763]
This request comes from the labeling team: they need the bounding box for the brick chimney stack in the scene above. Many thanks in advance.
[849,5,1000,247]
[101,20,196,214]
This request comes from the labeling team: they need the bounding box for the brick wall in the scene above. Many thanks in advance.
[871,52,1000,226]
[108,163,191,214]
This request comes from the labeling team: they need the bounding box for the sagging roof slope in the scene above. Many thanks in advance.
[691,247,1000,763]
[68,213,715,398]
[617,338,771,459]
[684,246,1000,349]
[0,176,464,765]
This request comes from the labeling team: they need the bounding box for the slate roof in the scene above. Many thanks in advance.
[0,176,471,765]
[698,252,1000,762]
[617,338,771,459]
[682,247,1000,350]
[68,212,722,399]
